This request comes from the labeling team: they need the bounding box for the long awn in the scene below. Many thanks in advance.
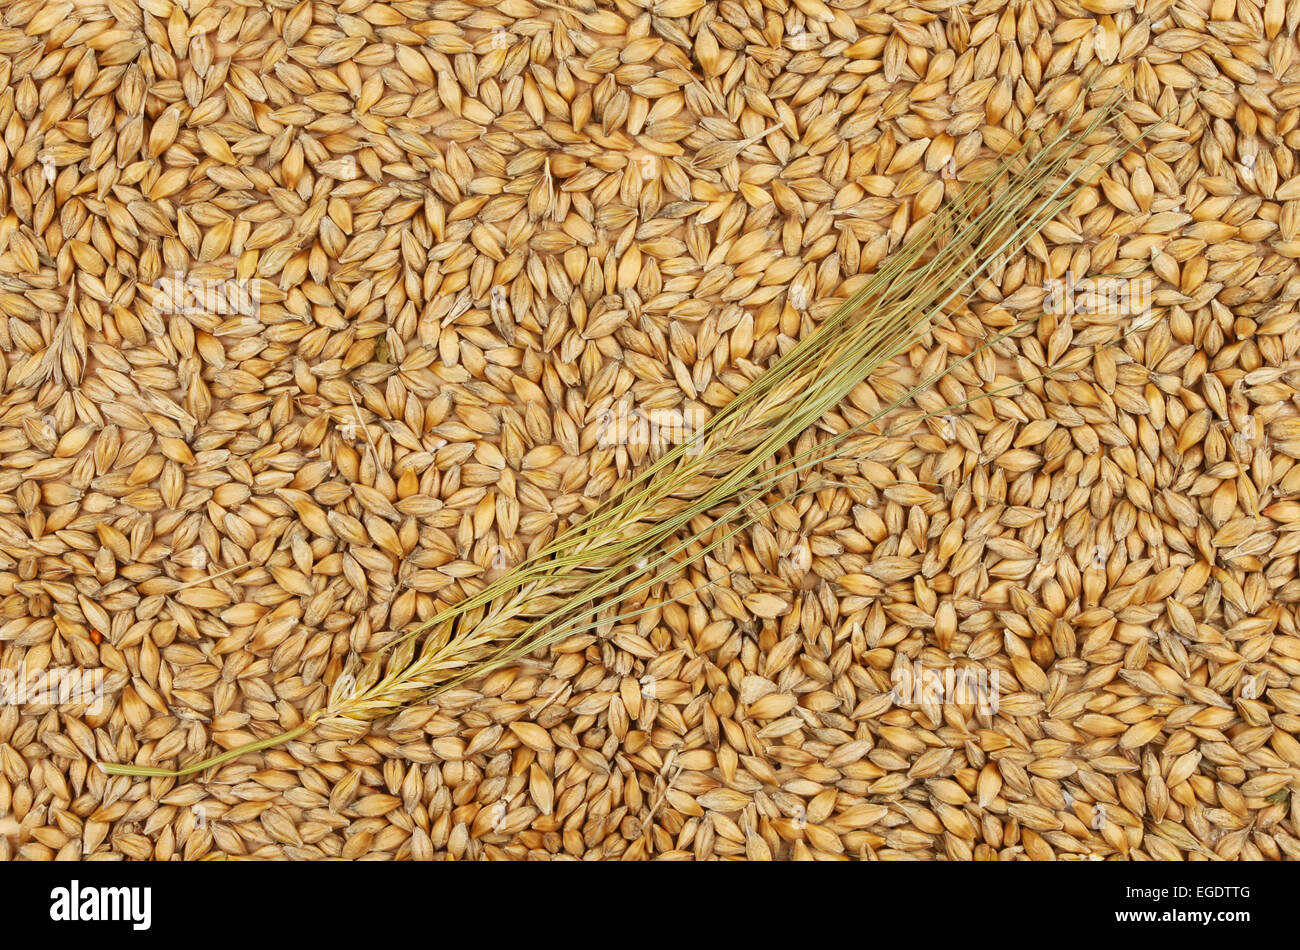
[102,85,1170,779]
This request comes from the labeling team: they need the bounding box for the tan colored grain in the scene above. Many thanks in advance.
[0,0,1296,861]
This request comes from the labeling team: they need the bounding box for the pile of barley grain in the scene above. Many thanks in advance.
[0,0,1298,860]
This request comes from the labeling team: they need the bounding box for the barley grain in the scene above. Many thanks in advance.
[0,0,1296,861]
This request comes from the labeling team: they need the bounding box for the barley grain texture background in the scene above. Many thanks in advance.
[0,0,1299,861]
